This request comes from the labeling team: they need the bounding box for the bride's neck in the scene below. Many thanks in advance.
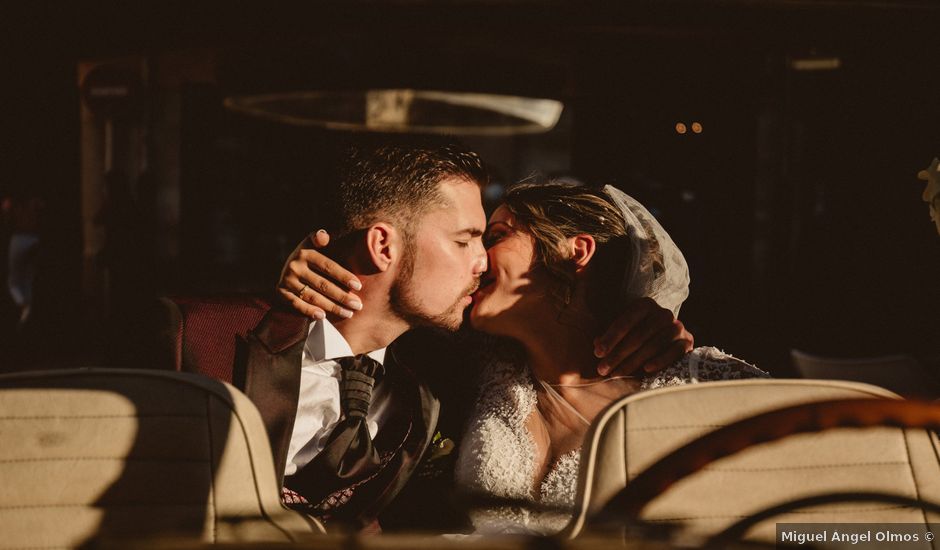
[518,306,600,385]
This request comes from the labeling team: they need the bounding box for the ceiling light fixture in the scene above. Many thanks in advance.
[224,89,564,136]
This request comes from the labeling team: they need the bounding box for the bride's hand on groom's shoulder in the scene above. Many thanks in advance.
[593,297,694,377]
[276,230,364,320]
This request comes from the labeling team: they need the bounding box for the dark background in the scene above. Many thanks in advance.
[2,0,939,375]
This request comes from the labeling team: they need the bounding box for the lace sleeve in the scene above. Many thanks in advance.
[641,346,769,391]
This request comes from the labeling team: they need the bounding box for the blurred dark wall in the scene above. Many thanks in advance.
[2,1,939,373]
[2,20,81,366]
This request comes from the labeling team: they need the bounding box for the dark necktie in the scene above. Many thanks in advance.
[338,354,384,421]
[285,354,385,507]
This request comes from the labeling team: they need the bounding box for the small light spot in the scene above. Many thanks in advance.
[691,122,703,134]
[675,123,687,135]
[483,183,505,202]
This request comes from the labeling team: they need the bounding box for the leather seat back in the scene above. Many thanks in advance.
[565,379,940,541]
[0,368,320,548]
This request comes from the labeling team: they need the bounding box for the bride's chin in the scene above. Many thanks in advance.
[468,309,486,330]
[469,304,494,331]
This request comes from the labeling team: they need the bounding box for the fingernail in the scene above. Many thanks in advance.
[348,299,363,311]
[597,363,610,376]
[338,309,354,319]
[313,310,325,320]
[594,345,606,358]
[348,280,362,291]
[316,229,327,235]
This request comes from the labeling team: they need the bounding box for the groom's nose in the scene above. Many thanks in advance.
[473,252,488,274]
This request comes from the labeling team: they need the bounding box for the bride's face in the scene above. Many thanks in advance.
[469,205,556,336]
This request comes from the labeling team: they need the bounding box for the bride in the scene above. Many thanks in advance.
[280,181,766,534]
[453,182,765,534]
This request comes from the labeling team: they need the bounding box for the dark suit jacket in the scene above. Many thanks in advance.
[147,296,441,528]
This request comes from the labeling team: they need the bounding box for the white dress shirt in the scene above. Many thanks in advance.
[283,318,393,477]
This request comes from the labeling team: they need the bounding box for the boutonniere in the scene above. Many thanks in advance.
[427,431,455,462]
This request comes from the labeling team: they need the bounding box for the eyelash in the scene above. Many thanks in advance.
[483,233,504,248]
[456,241,470,248]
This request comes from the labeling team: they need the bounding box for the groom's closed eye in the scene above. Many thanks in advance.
[455,227,484,248]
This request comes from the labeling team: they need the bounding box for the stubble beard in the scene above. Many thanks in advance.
[390,239,475,332]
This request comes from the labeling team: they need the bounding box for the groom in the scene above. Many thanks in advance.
[158,138,692,531]
[274,141,492,528]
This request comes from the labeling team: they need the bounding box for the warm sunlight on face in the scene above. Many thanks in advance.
[392,177,488,331]
[469,205,555,337]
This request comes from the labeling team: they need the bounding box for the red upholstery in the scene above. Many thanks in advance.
[163,295,272,382]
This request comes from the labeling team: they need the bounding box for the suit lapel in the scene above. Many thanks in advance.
[386,346,440,463]
[358,348,440,520]
[413,371,440,459]
[237,308,309,484]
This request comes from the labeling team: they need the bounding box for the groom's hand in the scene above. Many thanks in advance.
[276,230,364,320]
[593,297,693,376]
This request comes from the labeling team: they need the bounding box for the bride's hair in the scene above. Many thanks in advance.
[501,181,637,324]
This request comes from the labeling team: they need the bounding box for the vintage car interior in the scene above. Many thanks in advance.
[2,1,939,548]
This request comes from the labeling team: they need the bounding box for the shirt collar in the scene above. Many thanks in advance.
[304,317,387,366]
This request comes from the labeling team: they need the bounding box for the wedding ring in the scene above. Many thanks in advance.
[296,284,308,300]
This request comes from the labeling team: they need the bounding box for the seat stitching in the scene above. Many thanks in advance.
[646,505,912,521]
[205,393,217,543]
[622,410,629,487]
[227,399,298,541]
[0,503,210,510]
[651,461,910,472]
[0,457,209,463]
[0,414,204,420]
[625,425,728,431]
[902,429,929,527]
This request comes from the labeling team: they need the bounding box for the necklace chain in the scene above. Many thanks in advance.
[546,375,635,388]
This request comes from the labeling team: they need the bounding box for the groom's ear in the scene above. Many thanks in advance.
[364,222,398,272]
[569,234,597,274]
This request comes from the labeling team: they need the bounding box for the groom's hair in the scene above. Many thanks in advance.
[328,137,489,240]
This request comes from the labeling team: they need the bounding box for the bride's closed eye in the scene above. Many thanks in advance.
[483,230,507,249]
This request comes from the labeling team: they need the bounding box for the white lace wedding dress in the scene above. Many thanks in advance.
[454,346,768,534]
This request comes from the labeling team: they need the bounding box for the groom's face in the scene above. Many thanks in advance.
[390,177,488,331]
